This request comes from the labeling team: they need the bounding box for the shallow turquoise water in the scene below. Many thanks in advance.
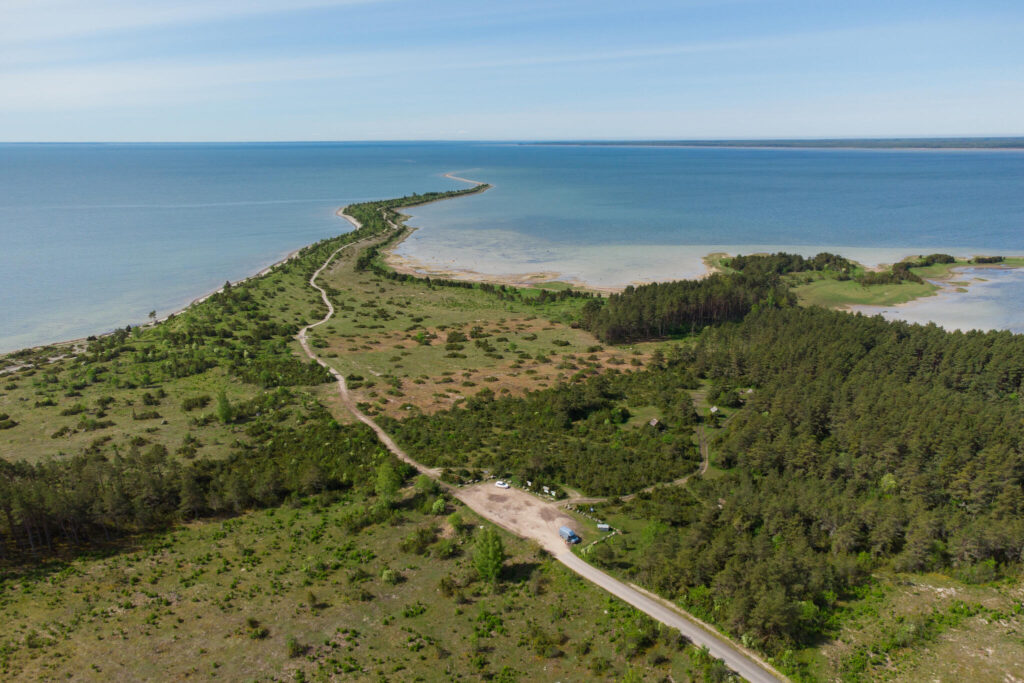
[3,142,1023,351]
[852,267,1024,334]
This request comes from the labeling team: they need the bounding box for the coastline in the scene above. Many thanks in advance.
[382,212,1013,295]
[8,168,1024,361]
[847,260,1023,315]
[382,171,715,293]
[2,208,365,360]
[2,178,499,360]
[379,172,621,291]
[383,207,1024,321]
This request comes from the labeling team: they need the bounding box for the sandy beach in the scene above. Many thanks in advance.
[383,224,964,293]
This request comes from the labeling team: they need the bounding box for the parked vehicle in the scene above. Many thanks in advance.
[495,480,510,489]
[558,526,581,544]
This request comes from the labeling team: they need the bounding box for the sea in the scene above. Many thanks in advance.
[3,142,1024,352]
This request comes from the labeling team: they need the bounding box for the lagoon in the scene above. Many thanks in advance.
[851,267,1024,334]
[3,142,1024,351]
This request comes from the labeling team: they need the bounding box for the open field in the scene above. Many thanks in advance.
[705,251,1024,310]
[791,256,1024,309]
[307,228,659,421]
[792,275,938,308]
[817,573,1024,681]
[0,364,266,465]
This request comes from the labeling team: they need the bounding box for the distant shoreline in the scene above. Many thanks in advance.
[6,163,1024,359]
[529,137,1024,151]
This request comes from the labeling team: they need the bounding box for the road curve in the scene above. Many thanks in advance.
[296,220,785,683]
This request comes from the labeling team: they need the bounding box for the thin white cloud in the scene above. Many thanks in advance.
[0,0,392,44]
[0,35,797,111]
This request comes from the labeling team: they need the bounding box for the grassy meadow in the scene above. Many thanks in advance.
[0,490,728,682]
[305,229,657,421]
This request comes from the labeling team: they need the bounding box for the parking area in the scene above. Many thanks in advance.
[455,483,579,556]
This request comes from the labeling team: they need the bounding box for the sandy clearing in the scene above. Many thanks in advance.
[455,484,579,555]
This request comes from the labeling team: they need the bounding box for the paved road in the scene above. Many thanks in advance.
[296,219,785,683]
[461,485,784,683]
[560,550,780,683]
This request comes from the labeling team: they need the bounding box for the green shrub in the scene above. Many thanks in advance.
[285,635,306,658]
[181,395,211,411]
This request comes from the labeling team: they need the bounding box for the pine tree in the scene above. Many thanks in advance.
[216,390,234,424]
[474,528,505,584]
[375,461,401,504]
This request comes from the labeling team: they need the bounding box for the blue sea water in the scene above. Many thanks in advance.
[1,143,462,352]
[3,142,1024,351]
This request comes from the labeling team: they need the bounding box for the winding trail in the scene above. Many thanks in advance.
[295,207,785,683]
[564,423,711,507]
[296,219,442,479]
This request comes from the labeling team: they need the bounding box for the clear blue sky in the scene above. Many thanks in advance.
[2,0,1022,141]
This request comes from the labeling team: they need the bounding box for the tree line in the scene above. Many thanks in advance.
[727,251,855,276]
[385,366,702,495]
[579,273,794,343]
[0,391,404,558]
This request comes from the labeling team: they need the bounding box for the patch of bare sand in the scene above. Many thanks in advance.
[456,483,579,556]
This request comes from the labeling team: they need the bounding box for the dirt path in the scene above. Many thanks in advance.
[295,213,784,683]
[296,227,442,479]
[565,422,711,507]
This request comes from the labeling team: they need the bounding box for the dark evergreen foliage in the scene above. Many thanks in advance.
[387,368,702,495]
[619,306,1024,654]
[581,273,793,343]
[0,393,398,557]
[727,252,855,276]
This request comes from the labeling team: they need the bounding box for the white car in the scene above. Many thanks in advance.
[494,480,510,489]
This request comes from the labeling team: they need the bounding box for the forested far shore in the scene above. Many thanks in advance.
[534,137,1024,149]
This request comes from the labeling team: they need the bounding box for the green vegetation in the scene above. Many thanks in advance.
[5,184,1024,682]
[792,277,937,308]
[727,252,856,277]
[387,359,701,495]
[0,183,730,682]
[308,208,648,420]
[473,527,506,584]
[0,491,723,681]
[580,273,792,343]
[718,251,1024,311]
[389,304,1024,679]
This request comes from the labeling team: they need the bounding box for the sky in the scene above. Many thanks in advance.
[2,0,1022,141]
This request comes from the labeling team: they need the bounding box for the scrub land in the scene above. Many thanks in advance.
[2,184,1024,682]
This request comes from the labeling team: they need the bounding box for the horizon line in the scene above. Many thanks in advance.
[3,135,1024,145]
